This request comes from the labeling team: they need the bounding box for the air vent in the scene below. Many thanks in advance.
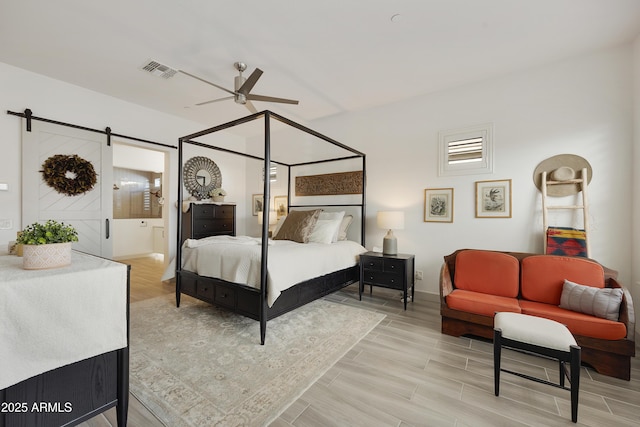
[141,60,177,79]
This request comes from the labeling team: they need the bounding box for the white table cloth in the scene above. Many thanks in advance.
[0,251,128,389]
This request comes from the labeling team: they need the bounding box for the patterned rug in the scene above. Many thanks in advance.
[129,294,385,427]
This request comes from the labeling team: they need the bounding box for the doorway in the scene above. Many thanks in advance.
[112,142,169,261]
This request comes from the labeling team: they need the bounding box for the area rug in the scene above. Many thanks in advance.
[129,294,385,427]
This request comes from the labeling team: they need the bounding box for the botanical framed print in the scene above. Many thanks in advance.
[274,195,288,218]
[424,188,454,223]
[475,179,512,218]
[252,194,264,216]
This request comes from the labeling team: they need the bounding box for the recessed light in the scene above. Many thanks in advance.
[390,13,401,23]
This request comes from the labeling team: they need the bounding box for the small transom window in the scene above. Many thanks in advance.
[438,123,493,176]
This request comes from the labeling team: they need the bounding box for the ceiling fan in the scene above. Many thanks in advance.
[179,62,299,113]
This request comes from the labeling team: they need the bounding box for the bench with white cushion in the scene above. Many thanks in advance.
[493,312,581,423]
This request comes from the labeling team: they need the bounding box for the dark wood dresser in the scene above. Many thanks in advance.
[181,203,236,243]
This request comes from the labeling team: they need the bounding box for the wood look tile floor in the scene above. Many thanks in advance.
[80,256,640,427]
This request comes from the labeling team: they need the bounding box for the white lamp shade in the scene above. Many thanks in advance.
[377,211,405,230]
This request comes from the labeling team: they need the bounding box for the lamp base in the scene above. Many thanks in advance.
[382,230,397,255]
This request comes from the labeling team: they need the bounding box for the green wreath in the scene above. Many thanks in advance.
[41,154,97,196]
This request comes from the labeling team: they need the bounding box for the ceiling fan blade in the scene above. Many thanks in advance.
[238,68,263,95]
[246,93,299,105]
[245,100,258,114]
[178,70,236,96]
[195,95,234,106]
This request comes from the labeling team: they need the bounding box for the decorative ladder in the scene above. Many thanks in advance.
[541,167,590,257]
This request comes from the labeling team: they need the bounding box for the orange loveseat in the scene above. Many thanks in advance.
[440,249,636,380]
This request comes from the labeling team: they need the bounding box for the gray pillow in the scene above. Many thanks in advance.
[559,279,623,321]
[273,209,321,243]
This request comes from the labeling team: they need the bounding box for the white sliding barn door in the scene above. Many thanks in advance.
[22,120,113,258]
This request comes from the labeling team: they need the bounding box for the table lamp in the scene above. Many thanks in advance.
[377,211,405,255]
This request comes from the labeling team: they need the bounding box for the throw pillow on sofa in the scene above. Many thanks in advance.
[559,279,623,321]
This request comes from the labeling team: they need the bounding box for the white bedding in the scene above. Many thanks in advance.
[181,235,367,306]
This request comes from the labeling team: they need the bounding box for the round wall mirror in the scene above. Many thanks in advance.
[183,156,222,200]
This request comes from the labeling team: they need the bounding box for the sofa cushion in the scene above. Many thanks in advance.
[519,300,627,340]
[520,255,604,305]
[560,279,623,321]
[454,250,520,297]
[446,289,521,317]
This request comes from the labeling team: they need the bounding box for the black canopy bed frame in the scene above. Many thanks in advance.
[176,110,366,344]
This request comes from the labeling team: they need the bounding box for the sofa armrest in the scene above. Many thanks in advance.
[610,278,636,342]
[440,262,454,305]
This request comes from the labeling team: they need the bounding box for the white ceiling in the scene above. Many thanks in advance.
[2,0,640,129]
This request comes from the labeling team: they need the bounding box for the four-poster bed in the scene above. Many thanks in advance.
[176,111,367,344]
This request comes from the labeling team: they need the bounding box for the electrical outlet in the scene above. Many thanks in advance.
[0,219,13,230]
[415,270,423,281]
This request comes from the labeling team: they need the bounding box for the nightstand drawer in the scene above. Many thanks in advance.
[362,270,404,290]
[361,256,405,273]
[383,258,406,273]
[362,257,384,271]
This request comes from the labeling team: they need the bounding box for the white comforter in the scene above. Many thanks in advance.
[181,236,367,306]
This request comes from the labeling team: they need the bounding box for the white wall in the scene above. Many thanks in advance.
[312,45,635,295]
[632,34,640,315]
[0,62,246,263]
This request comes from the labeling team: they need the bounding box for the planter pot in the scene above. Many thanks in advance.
[212,196,225,202]
[22,242,72,270]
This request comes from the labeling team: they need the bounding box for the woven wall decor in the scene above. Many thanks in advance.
[41,154,97,196]
[295,171,363,196]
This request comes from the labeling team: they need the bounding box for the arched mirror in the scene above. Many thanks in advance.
[183,156,222,200]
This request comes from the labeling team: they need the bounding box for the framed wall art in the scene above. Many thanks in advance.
[252,194,264,216]
[274,195,288,218]
[295,171,363,196]
[475,179,512,218]
[424,188,454,223]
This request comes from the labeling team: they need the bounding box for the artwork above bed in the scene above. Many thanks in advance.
[295,170,364,196]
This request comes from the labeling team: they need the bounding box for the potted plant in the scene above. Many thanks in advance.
[209,187,227,202]
[16,220,78,269]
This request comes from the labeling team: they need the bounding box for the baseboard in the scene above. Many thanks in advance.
[415,290,439,303]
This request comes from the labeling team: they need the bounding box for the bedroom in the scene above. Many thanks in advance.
[1,1,639,425]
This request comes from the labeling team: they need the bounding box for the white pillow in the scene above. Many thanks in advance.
[309,211,345,244]
[337,214,353,241]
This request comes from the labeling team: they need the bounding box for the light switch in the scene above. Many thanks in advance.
[0,183,8,191]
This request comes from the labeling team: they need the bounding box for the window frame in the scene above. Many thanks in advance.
[438,123,493,176]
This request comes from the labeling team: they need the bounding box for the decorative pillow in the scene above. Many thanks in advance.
[337,214,353,241]
[559,279,623,321]
[273,210,321,243]
[272,215,287,236]
[309,211,345,243]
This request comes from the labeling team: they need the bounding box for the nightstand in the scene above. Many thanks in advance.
[359,251,415,310]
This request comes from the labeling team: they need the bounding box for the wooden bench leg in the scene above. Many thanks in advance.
[570,345,581,423]
[493,328,502,396]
